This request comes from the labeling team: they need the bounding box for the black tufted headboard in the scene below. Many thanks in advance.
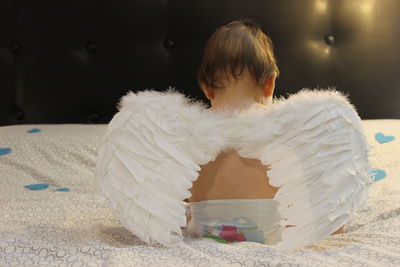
[1,0,400,125]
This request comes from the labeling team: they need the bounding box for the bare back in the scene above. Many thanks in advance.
[189,149,279,202]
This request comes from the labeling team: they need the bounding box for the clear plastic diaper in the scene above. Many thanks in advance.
[187,198,284,244]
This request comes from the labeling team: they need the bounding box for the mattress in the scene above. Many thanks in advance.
[0,120,399,266]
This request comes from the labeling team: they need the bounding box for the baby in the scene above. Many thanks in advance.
[185,20,343,244]
[192,19,279,201]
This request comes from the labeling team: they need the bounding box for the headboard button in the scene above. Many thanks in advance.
[324,35,336,46]
[86,41,97,53]
[89,113,99,123]
[14,109,24,120]
[9,42,21,54]
[163,38,175,49]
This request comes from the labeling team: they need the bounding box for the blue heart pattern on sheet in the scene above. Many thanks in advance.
[24,183,70,192]
[24,183,49,190]
[27,128,41,133]
[54,188,70,192]
[2,129,41,156]
[1,129,41,156]
[371,169,387,182]
[375,133,395,144]
[0,147,12,156]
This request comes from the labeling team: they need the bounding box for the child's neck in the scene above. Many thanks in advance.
[209,98,265,111]
[208,77,266,111]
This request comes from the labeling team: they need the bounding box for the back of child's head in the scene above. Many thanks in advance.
[197,19,279,93]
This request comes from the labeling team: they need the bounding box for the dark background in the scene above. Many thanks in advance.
[1,0,400,125]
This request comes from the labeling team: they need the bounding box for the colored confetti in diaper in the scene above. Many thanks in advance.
[202,216,264,244]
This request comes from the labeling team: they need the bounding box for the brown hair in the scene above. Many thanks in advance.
[197,19,279,93]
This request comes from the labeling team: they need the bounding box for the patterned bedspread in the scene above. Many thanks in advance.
[0,120,399,266]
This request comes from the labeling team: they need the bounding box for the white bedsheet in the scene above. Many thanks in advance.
[0,120,399,266]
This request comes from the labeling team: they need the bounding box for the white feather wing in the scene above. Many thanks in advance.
[236,89,372,250]
[97,87,371,250]
[96,88,224,246]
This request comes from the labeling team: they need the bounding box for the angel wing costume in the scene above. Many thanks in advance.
[96,88,372,251]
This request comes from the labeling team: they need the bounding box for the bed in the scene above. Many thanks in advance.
[0,121,399,266]
[1,0,400,266]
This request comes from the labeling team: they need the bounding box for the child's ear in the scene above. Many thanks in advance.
[263,73,277,98]
[200,83,215,100]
